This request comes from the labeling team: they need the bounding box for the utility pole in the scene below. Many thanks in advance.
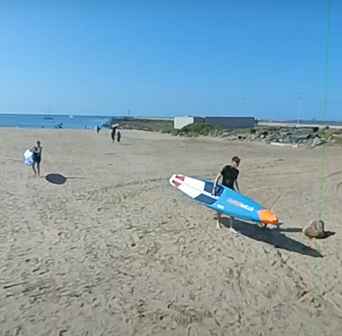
[297,95,302,127]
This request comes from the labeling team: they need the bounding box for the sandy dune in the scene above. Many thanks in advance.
[0,128,341,336]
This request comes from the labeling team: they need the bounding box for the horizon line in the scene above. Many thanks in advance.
[0,112,342,123]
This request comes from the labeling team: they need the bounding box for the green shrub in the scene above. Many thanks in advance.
[160,124,174,134]
[179,122,223,136]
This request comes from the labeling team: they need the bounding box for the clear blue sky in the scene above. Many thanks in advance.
[1,1,341,120]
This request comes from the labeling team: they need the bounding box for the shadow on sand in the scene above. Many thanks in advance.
[45,173,85,185]
[221,218,323,258]
[278,226,335,239]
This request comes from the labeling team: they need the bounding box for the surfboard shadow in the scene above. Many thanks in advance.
[45,173,85,185]
[221,218,323,257]
[278,227,303,233]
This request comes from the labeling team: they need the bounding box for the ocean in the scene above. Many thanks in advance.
[0,114,112,129]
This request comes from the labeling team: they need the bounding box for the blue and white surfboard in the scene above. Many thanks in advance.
[169,174,278,225]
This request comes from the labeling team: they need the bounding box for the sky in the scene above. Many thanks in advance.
[0,0,341,120]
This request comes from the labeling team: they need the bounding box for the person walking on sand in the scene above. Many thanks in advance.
[212,156,241,232]
[117,130,121,143]
[111,128,116,142]
[111,125,117,143]
[32,140,43,177]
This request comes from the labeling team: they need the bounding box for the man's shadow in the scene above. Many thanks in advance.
[221,218,323,257]
[45,173,85,185]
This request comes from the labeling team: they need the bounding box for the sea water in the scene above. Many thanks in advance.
[0,114,111,129]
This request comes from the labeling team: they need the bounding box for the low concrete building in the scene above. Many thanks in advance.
[174,116,204,129]
[205,116,256,129]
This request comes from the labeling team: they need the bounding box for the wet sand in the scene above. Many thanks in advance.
[0,128,341,335]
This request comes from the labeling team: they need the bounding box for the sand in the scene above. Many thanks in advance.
[0,128,341,336]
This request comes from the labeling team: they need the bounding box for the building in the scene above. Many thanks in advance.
[174,116,204,129]
[205,116,256,129]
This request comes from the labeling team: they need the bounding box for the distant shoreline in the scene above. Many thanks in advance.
[1,113,341,123]
[1,113,342,131]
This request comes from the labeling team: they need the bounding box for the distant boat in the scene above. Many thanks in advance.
[44,116,54,120]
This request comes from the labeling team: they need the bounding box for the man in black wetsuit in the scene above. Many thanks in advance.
[213,156,241,231]
[111,126,116,143]
[32,140,43,177]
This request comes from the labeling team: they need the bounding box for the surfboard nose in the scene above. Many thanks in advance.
[258,209,279,225]
[169,174,185,187]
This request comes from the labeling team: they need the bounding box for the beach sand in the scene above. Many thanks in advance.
[0,128,341,335]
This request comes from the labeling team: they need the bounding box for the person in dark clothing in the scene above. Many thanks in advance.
[31,140,43,177]
[117,130,121,142]
[111,126,117,143]
[213,156,241,231]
